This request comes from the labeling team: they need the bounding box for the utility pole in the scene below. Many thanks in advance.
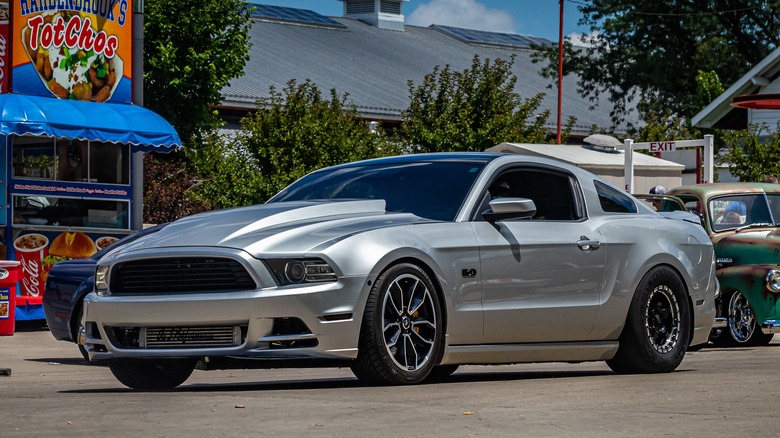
[556,0,564,144]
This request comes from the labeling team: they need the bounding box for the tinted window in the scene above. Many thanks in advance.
[595,181,637,213]
[270,162,485,221]
[485,168,581,220]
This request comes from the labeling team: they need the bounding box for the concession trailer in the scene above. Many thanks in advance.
[0,0,180,321]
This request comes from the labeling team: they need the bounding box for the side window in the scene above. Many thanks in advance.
[485,168,581,220]
[595,180,638,214]
[767,194,780,224]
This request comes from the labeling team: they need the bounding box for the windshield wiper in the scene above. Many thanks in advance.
[736,223,774,233]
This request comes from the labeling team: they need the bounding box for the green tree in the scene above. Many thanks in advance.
[533,1,780,126]
[402,55,569,152]
[186,130,265,209]
[192,80,394,205]
[143,0,253,145]
[143,152,213,224]
[719,123,780,182]
[694,70,725,115]
[636,109,700,142]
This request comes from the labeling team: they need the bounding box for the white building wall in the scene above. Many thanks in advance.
[749,81,780,128]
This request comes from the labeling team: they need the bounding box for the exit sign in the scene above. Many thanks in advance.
[648,142,677,152]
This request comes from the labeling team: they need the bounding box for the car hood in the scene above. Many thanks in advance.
[47,256,97,278]
[713,228,780,265]
[118,200,435,256]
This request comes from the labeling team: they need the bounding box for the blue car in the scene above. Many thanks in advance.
[43,224,166,360]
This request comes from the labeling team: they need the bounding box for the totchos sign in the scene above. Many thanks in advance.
[9,0,132,103]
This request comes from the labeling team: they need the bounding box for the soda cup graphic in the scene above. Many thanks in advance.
[13,233,49,297]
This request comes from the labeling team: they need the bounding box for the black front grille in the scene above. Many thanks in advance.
[111,257,256,294]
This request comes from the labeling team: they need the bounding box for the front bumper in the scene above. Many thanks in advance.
[711,317,727,329]
[761,320,780,334]
[83,275,370,363]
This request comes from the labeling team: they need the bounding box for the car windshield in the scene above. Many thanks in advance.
[710,194,776,232]
[269,161,486,221]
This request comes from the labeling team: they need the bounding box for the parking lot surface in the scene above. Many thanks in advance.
[2,321,778,437]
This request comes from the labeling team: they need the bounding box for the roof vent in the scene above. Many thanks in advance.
[342,0,407,31]
[582,134,622,153]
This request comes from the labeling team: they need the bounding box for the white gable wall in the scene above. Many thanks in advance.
[749,81,780,129]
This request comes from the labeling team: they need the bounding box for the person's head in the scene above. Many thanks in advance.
[764,175,778,184]
[490,180,512,198]
[649,185,667,195]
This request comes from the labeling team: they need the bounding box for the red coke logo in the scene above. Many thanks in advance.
[13,234,49,298]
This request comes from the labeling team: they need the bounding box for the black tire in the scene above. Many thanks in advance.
[77,345,89,362]
[713,291,774,347]
[351,263,444,385]
[73,304,89,362]
[108,359,197,390]
[607,266,691,374]
[752,331,775,346]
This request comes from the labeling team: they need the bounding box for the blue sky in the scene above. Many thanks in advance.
[254,1,589,41]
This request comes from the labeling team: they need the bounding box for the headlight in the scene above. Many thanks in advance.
[766,270,780,293]
[714,278,721,300]
[95,264,110,296]
[265,258,337,286]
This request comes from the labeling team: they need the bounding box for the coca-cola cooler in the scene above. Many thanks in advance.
[8,229,129,320]
[0,261,21,336]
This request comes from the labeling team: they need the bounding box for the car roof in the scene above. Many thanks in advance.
[670,182,780,198]
[321,152,505,169]
[309,151,595,174]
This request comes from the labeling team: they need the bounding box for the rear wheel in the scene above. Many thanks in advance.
[607,266,690,374]
[351,263,444,386]
[109,359,197,390]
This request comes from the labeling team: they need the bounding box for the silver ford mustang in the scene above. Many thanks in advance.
[83,152,717,389]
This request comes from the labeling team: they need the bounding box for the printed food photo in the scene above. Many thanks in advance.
[22,10,122,102]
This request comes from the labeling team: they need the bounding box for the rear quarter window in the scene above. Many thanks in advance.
[594,181,638,214]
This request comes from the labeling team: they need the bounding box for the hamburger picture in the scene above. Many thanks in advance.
[42,232,99,277]
[49,232,98,259]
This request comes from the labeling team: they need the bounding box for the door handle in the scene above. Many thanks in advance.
[577,237,600,253]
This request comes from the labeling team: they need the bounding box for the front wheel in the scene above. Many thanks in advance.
[712,291,774,347]
[351,263,444,386]
[109,359,197,390]
[74,304,89,362]
[607,266,690,374]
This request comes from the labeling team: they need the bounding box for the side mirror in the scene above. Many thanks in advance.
[482,197,537,222]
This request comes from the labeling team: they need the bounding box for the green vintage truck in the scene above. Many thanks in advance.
[667,183,780,346]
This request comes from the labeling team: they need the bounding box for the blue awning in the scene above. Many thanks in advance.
[0,94,181,152]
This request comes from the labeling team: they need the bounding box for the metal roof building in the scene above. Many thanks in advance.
[217,1,639,138]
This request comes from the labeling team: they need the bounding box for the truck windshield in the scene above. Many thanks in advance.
[710,194,774,232]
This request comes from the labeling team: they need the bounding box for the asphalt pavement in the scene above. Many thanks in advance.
[2,320,779,437]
